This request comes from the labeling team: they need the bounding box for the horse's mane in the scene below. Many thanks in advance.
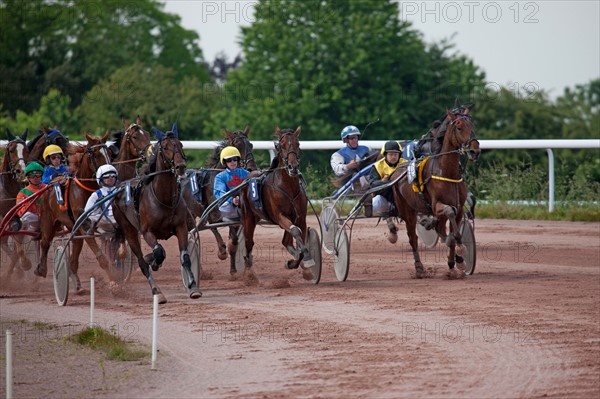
[112,130,125,150]
[26,131,44,153]
[206,138,227,168]
[419,101,474,155]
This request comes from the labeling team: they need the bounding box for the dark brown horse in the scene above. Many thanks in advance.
[183,125,257,262]
[0,128,30,277]
[392,107,480,278]
[26,126,69,163]
[111,116,153,181]
[111,128,201,304]
[237,127,314,281]
[34,132,113,290]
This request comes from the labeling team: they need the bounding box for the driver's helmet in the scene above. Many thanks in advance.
[96,164,118,185]
[42,144,64,162]
[381,141,401,156]
[340,125,360,142]
[220,146,241,165]
[24,162,44,177]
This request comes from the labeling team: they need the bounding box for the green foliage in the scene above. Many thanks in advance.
[71,326,148,362]
[204,0,486,146]
[476,203,599,222]
[0,0,210,115]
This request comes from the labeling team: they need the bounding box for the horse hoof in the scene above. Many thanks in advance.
[20,259,33,271]
[456,262,467,272]
[189,288,202,299]
[218,248,228,261]
[302,258,315,268]
[285,260,299,270]
[302,269,314,281]
[446,268,466,280]
[387,231,398,244]
[456,244,466,257]
[157,293,167,304]
[33,266,47,278]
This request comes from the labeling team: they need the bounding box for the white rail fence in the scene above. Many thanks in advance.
[2,139,598,212]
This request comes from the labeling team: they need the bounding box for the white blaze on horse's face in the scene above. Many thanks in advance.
[15,142,27,180]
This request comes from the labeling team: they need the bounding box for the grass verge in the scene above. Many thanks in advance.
[70,326,149,361]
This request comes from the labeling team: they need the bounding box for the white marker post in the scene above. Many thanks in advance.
[6,329,13,399]
[90,277,95,327]
[151,294,158,370]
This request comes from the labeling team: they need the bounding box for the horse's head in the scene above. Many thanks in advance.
[69,132,111,177]
[41,125,69,151]
[122,116,152,160]
[4,128,29,181]
[275,126,301,177]
[446,108,480,161]
[153,127,187,176]
[225,125,257,171]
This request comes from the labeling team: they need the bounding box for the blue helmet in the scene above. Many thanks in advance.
[340,125,360,141]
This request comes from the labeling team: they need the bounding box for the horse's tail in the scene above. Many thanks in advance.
[331,150,380,188]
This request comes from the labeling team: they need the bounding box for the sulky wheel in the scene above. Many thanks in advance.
[333,224,350,282]
[320,205,338,255]
[416,223,439,249]
[460,219,477,275]
[306,227,322,284]
[109,238,134,283]
[53,244,70,306]
[234,228,246,274]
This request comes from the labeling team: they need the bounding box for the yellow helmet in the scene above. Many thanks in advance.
[43,144,64,161]
[220,146,241,165]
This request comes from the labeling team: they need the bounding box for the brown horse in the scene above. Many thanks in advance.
[392,107,480,278]
[237,127,314,281]
[26,126,69,163]
[0,128,30,277]
[183,125,257,262]
[111,128,201,304]
[111,116,153,181]
[34,132,113,290]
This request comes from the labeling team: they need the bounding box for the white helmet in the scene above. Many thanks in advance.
[96,164,118,184]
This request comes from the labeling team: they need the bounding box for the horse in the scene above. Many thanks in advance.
[237,127,315,281]
[26,125,70,163]
[183,125,257,262]
[0,128,30,278]
[391,106,480,278]
[110,116,153,181]
[111,128,201,304]
[34,132,113,291]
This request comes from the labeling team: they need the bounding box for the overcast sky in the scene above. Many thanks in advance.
[163,0,599,98]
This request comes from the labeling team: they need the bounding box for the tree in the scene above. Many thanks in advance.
[0,0,211,115]
[205,0,486,143]
[76,63,219,137]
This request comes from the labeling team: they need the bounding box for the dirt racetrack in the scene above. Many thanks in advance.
[1,217,599,398]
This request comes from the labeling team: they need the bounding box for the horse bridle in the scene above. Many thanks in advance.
[277,131,300,176]
[125,124,152,161]
[81,142,111,173]
[449,115,479,152]
[3,139,27,179]
[156,135,186,173]
[231,132,255,170]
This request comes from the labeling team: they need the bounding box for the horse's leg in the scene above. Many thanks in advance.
[126,230,166,304]
[83,236,116,287]
[211,228,228,260]
[34,220,57,278]
[436,204,466,258]
[242,217,257,270]
[399,205,429,278]
[275,216,311,270]
[142,232,165,272]
[227,225,239,275]
[177,224,202,299]
[68,238,84,292]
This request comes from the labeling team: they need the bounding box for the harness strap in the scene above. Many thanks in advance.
[73,177,97,192]
[431,175,463,183]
